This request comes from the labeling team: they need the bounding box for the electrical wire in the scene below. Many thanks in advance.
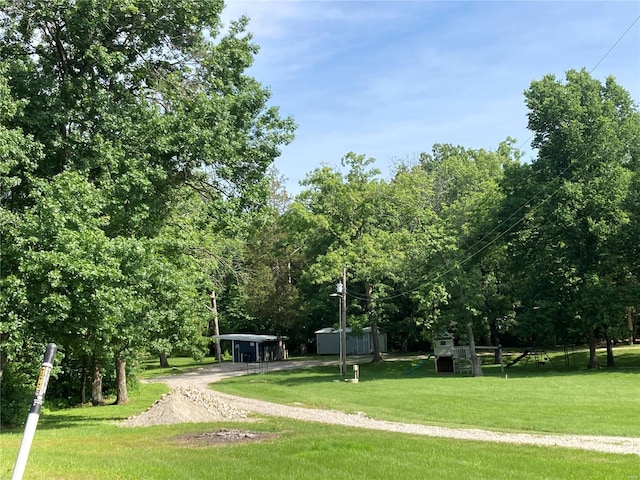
[517,14,640,153]
[342,13,640,304]
[590,15,640,74]
[343,155,594,304]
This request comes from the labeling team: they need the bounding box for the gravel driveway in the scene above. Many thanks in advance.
[150,358,640,456]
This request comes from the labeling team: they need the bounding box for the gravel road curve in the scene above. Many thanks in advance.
[150,358,640,456]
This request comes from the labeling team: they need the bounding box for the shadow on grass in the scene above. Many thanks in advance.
[2,409,125,433]
[37,413,123,430]
[138,357,219,380]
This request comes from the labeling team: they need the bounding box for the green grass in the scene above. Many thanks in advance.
[211,345,640,437]
[1,386,638,480]
[136,355,218,380]
[1,346,639,479]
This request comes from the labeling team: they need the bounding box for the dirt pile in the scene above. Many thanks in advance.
[175,429,274,445]
[120,386,248,427]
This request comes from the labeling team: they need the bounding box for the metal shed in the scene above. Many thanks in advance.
[314,327,387,355]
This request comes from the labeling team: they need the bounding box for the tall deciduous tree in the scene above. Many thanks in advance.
[243,171,302,343]
[0,68,47,424]
[408,141,520,355]
[503,69,640,367]
[292,153,446,362]
[0,0,294,416]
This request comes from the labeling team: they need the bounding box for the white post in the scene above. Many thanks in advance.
[341,266,347,376]
[12,343,57,480]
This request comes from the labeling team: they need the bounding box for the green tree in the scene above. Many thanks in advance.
[428,142,519,354]
[0,0,294,416]
[502,69,640,367]
[4,171,125,405]
[0,68,46,424]
[382,158,452,348]
[244,172,302,341]
[290,153,417,362]
[387,142,519,357]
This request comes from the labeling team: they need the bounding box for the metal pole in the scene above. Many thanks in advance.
[331,288,343,375]
[12,343,57,480]
[341,266,347,376]
[338,300,343,375]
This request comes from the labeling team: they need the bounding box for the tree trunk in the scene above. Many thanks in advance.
[159,353,170,368]
[370,317,383,363]
[489,320,501,365]
[210,290,222,363]
[365,281,384,363]
[605,336,614,367]
[0,340,6,385]
[91,359,104,406]
[115,355,129,405]
[587,328,599,369]
[467,324,483,377]
[81,363,87,405]
[276,337,285,360]
[494,344,503,366]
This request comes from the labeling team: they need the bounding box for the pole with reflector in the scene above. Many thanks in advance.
[12,343,57,480]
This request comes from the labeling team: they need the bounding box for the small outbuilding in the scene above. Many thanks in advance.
[214,334,287,363]
[314,327,388,355]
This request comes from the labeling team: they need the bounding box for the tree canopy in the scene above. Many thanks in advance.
[501,69,640,367]
[0,0,294,421]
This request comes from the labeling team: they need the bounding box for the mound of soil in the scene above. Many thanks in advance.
[120,386,248,427]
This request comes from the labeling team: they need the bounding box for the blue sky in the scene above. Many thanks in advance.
[222,1,640,195]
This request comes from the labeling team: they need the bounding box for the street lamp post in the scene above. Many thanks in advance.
[330,288,344,376]
[340,267,347,376]
[338,298,344,376]
[330,268,348,376]
[333,267,348,376]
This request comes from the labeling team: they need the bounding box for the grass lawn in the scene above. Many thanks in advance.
[211,345,640,437]
[136,355,218,380]
[1,345,639,479]
[1,388,638,480]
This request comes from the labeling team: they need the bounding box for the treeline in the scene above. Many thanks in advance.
[225,69,640,370]
[1,1,639,428]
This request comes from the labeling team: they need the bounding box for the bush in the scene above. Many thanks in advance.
[0,363,33,428]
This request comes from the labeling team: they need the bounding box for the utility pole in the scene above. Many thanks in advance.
[341,266,347,377]
[210,290,221,364]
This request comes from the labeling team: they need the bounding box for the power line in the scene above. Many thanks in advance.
[590,15,640,74]
[335,14,640,305]
[517,14,640,153]
[343,158,588,305]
